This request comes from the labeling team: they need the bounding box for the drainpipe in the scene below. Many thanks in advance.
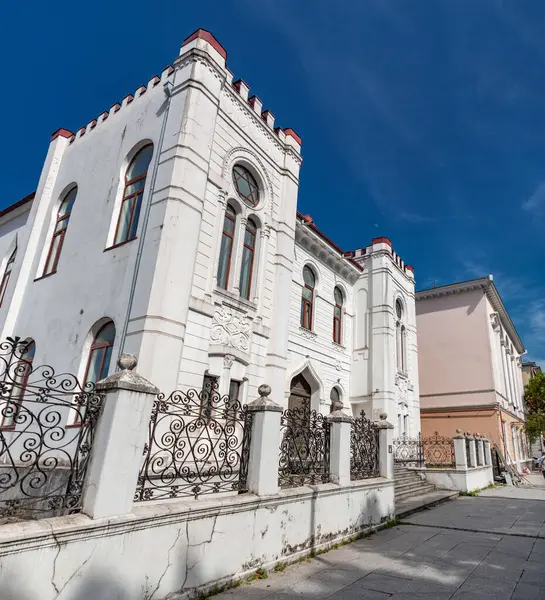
[118,80,173,357]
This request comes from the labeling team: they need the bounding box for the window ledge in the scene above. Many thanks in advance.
[214,287,257,312]
[299,327,317,339]
[332,342,346,352]
[34,271,57,282]
[104,237,137,252]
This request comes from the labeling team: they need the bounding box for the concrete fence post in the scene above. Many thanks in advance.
[82,354,159,519]
[467,435,477,468]
[376,413,395,479]
[454,429,467,469]
[327,410,352,486]
[246,384,282,496]
[484,439,492,466]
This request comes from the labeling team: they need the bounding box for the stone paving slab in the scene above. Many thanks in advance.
[214,493,545,600]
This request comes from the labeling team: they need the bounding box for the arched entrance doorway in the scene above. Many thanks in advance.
[288,373,311,414]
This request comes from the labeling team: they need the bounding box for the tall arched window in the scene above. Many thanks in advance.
[43,187,77,276]
[217,205,236,289]
[1,339,35,429]
[330,386,342,412]
[301,266,315,330]
[239,218,257,300]
[395,299,406,373]
[113,144,154,246]
[84,321,116,386]
[0,246,16,307]
[333,286,343,344]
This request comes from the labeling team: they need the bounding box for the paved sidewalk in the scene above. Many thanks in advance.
[213,492,545,599]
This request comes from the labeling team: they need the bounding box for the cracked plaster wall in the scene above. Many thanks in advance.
[0,479,393,600]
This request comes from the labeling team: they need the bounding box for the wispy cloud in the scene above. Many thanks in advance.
[397,212,435,224]
[522,182,545,215]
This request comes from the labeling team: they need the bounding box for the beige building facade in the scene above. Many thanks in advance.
[416,276,531,470]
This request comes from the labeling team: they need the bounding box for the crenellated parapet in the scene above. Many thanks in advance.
[349,236,415,281]
[49,29,301,156]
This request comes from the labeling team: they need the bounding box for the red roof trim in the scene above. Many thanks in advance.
[296,212,362,271]
[182,29,227,60]
[50,128,74,142]
[283,128,302,146]
[372,236,392,247]
[0,192,35,220]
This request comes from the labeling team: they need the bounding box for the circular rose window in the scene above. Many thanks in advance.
[233,165,259,207]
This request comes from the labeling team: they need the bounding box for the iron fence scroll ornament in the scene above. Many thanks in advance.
[392,432,424,467]
[0,337,103,519]
[278,401,331,489]
[421,432,455,467]
[350,410,379,480]
[134,379,252,501]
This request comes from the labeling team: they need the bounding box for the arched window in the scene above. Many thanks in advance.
[301,266,315,330]
[395,299,406,373]
[0,246,16,307]
[1,339,35,429]
[217,205,236,289]
[239,218,257,300]
[330,387,342,412]
[43,187,77,276]
[233,165,259,207]
[84,321,116,386]
[333,286,343,344]
[113,144,154,246]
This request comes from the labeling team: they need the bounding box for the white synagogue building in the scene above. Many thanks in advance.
[0,29,420,435]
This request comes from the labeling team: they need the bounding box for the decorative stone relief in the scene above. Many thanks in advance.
[490,312,500,331]
[223,354,235,368]
[298,327,317,341]
[210,306,251,352]
[395,374,409,403]
[334,360,343,371]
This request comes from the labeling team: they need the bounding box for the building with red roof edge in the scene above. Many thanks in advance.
[0,28,419,437]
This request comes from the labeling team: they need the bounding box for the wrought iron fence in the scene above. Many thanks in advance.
[278,403,330,489]
[466,437,473,467]
[393,433,424,467]
[0,337,103,520]
[422,432,455,467]
[350,411,379,480]
[134,382,252,502]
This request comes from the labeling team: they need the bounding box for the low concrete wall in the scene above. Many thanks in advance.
[413,465,493,493]
[0,478,394,600]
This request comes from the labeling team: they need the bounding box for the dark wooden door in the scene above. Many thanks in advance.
[289,374,311,416]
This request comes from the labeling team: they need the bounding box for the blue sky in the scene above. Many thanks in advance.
[2,0,544,365]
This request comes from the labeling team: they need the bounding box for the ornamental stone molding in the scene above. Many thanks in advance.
[210,306,251,352]
[490,312,500,331]
[298,327,318,341]
[223,354,235,368]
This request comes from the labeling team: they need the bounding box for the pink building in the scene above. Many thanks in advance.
[416,276,531,470]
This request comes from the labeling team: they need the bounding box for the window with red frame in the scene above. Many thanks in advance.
[0,339,35,429]
[333,286,343,344]
[239,218,257,300]
[0,247,16,307]
[43,187,77,276]
[217,205,236,289]
[84,322,116,387]
[300,266,316,330]
[113,144,153,246]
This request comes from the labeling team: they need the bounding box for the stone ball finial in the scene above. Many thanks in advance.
[258,384,271,397]
[118,353,137,371]
[379,412,388,421]
[456,428,462,434]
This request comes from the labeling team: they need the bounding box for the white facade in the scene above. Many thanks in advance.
[0,29,419,434]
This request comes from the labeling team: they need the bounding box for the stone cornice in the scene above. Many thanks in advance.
[295,222,360,284]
